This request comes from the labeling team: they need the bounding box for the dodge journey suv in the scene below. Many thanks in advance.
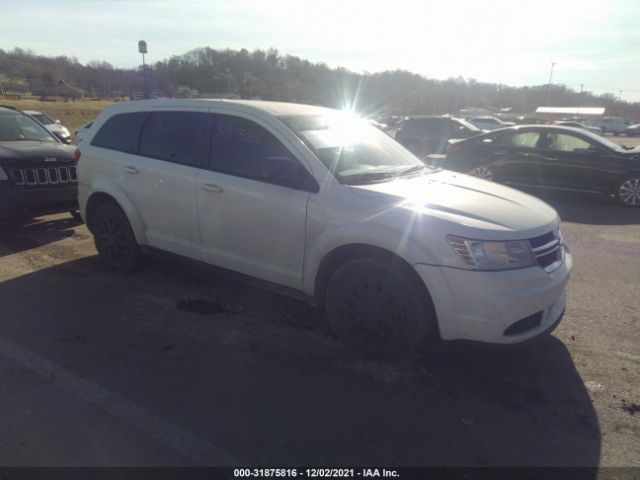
[77,100,571,357]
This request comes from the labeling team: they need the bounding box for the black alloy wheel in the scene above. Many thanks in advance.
[325,258,434,358]
[92,202,141,272]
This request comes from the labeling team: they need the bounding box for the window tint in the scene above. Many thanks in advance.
[495,131,540,148]
[139,111,208,167]
[92,112,149,153]
[211,115,312,189]
[545,133,592,152]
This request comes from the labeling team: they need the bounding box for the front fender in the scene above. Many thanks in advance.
[86,178,148,245]
[302,222,438,297]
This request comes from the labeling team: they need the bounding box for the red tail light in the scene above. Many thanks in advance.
[447,143,463,154]
[74,148,81,163]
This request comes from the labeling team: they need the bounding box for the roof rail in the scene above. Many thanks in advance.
[0,104,20,111]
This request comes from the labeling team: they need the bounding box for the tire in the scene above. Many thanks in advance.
[468,165,494,181]
[615,175,640,207]
[92,201,142,272]
[324,258,435,358]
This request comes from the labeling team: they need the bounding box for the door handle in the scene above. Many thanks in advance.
[202,183,224,193]
[122,166,139,174]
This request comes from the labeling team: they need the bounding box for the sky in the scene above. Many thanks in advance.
[2,0,640,101]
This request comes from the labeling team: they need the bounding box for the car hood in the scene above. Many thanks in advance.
[350,169,559,236]
[0,141,75,161]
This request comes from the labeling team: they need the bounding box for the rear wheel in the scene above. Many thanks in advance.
[324,258,435,358]
[92,201,141,271]
[616,176,640,207]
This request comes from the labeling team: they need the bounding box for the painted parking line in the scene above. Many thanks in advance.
[0,335,237,466]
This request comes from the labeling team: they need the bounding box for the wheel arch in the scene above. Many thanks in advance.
[313,243,437,321]
[84,180,148,245]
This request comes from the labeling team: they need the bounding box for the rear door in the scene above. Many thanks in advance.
[117,109,208,258]
[477,130,547,185]
[195,113,316,289]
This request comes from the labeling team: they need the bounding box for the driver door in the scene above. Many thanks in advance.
[196,113,317,290]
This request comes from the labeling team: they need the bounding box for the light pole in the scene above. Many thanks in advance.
[545,61,555,106]
[138,40,149,99]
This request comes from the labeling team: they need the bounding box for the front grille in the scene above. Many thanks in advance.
[529,230,563,271]
[10,165,77,186]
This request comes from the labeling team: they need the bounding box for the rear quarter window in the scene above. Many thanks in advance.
[91,112,149,153]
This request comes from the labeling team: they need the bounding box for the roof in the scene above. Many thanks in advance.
[22,110,43,115]
[103,99,336,118]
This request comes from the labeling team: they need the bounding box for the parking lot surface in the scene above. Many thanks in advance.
[0,192,639,468]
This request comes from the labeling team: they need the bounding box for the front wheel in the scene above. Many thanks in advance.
[324,258,435,358]
[616,176,640,207]
[92,202,142,271]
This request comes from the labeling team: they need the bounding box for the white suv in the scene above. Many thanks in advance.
[77,99,572,357]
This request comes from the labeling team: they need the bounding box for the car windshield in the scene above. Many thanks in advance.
[31,113,55,125]
[280,113,431,185]
[0,113,58,142]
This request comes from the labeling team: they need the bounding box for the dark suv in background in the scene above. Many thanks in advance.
[0,106,78,223]
[395,116,481,158]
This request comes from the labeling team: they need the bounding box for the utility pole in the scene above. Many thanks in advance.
[545,62,555,106]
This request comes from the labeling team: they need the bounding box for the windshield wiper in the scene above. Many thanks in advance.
[395,164,428,177]
[342,171,399,185]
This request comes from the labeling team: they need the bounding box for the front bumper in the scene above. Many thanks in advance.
[414,249,572,344]
[0,185,78,219]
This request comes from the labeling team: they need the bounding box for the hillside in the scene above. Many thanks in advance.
[1,46,639,118]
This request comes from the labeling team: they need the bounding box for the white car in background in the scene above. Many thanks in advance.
[599,116,627,135]
[77,99,571,357]
[467,116,516,131]
[23,110,72,144]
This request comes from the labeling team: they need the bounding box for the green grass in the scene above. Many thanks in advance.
[0,98,113,137]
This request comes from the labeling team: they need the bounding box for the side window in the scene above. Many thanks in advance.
[545,133,592,153]
[139,111,208,167]
[210,115,314,190]
[495,131,540,148]
[91,112,149,153]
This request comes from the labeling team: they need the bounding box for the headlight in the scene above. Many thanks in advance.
[447,236,536,270]
[0,167,7,181]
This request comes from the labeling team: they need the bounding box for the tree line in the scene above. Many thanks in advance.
[1,46,638,118]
